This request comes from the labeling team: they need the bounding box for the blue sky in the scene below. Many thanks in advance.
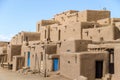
[0,0,120,41]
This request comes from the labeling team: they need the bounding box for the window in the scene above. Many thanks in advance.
[45,30,47,39]
[61,17,65,21]
[85,31,89,36]
[98,29,101,33]
[68,61,70,63]
[64,26,67,29]
[100,37,104,41]
[41,53,43,61]
[58,30,61,41]
[73,29,75,31]
[90,36,92,39]
[67,49,71,52]
[21,36,23,43]
[25,36,28,42]
[105,21,107,23]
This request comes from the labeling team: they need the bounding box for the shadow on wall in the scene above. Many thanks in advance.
[114,26,120,39]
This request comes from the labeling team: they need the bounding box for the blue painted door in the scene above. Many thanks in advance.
[53,58,59,71]
[27,52,30,67]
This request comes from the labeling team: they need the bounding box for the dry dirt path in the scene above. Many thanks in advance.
[0,68,70,80]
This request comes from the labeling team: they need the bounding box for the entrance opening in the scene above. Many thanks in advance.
[58,30,61,41]
[109,63,114,74]
[106,49,114,74]
[27,52,30,67]
[53,58,59,71]
[95,61,103,78]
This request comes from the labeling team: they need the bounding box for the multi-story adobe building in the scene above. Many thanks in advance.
[34,10,120,80]
[0,41,9,67]
[7,31,40,68]
[1,9,120,80]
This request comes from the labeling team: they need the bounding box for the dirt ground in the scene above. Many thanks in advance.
[0,68,70,80]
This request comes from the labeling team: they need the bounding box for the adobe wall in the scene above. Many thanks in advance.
[97,18,120,26]
[0,54,7,64]
[60,52,108,80]
[54,10,110,24]
[86,10,110,22]
[54,10,79,24]
[97,18,111,25]
[0,42,9,47]
[28,45,44,71]
[39,26,47,42]
[49,24,60,42]
[82,25,115,41]
[62,22,82,41]
[36,20,58,32]
[10,32,40,45]
[7,45,22,63]
[112,46,120,80]
[38,21,103,42]
[0,42,9,63]
[60,40,92,53]
[37,20,85,42]
[60,53,80,79]
[21,45,31,67]
[21,43,57,73]
[35,10,112,42]
[0,47,7,54]
[80,52,108,80]
[10,35,19,45]
[12,56,25,71]
[78,10,111,22]
[23,32,40,41]
[50,22,83,42]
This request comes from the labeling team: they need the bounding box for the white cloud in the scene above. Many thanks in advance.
[0,34,13,41]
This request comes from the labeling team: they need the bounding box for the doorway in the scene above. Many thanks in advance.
[27,52,30,67]
[95,61,103,78]
[106,48,114,74]
[53,58,59,71]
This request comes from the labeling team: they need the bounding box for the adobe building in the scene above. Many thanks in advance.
[21,41,59,74]
[54,10,110,24]
[10,31,40,45]
[0,41,9,67]
[113,45,120,80]
[60,52,109,80]
[87,41,120,80]
[1,9,120,80]
[36,10,111,43]
[35,9,120,80]
[7,45,22,65]
[82,24,114,41]
[7,31,40,70]
[82,20,120,42]
[60,40,120,80]
[59,39,92,53]
[12,55,25,71]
